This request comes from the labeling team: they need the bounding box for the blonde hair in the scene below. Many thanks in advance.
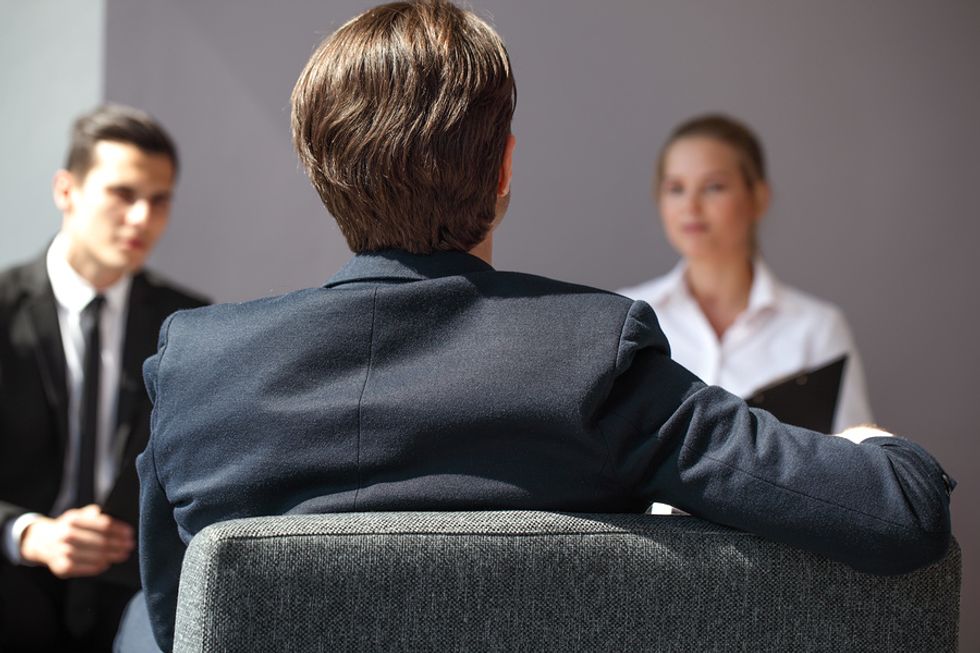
[655,113,766,194]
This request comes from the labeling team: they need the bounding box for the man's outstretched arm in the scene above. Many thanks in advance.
[611,300,953,575]
[657,389,951,575]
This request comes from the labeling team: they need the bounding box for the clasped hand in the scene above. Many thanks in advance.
[19,504,135,578]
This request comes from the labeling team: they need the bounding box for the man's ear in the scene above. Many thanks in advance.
[52,170,77,214]
[497,134,516,197]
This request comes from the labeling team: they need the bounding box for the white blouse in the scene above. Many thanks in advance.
[618,259,873,434]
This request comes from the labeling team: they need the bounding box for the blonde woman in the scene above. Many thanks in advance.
[619,114,872,434]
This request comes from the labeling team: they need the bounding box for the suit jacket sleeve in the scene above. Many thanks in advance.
[138,312,185,652]
[610,300,952,575]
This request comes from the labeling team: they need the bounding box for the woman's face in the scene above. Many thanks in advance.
[658,136,767,264]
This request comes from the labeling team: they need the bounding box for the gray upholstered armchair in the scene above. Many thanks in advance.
[173,512,960,652]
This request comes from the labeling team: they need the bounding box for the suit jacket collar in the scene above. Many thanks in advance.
[20,249,56,298]
[324,249,494,288]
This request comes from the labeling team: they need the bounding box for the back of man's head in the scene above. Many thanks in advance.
[291,0,516,254]
[65,103,179,181]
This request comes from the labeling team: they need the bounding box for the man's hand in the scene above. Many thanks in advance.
[19,505,135,578]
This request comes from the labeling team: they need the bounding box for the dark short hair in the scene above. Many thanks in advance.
[292,0,516,254]
[65,104,179,179]
[656,113,766,192]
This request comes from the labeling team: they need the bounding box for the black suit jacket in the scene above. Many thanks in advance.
[139,250,952,651]
[0,251,206,587]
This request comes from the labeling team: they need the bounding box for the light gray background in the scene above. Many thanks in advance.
[4,1,978,649]
[0,0,105,264]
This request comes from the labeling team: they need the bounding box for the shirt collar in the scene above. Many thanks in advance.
[46,232,132,314]
[324,249,495,288]
[746,258,779,314]
[654,257,780,313]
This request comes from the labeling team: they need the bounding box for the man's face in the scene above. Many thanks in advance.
[55,140,175,288]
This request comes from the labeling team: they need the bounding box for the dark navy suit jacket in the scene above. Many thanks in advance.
[138,250,952,651]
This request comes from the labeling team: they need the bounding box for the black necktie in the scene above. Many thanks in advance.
[76,294,104,507]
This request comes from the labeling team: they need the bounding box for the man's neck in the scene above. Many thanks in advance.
[63,246,125,291]
[468,234,493,265]
[683,256,754,340]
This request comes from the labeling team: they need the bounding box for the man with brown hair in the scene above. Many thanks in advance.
[0,104,206,651]
[132,2,952,650]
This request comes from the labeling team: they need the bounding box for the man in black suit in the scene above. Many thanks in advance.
[131,2,953,650]
[0,105,206,651]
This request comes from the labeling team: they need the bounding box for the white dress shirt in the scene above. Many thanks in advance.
[2,234,131,563]
[618,259,873,434]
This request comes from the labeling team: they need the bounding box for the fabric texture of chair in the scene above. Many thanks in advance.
[173,511,961,653]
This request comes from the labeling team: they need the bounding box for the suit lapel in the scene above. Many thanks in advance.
[113,273,157,464]
[20,256,70,452]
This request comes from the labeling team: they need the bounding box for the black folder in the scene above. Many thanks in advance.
[746,355,846,433]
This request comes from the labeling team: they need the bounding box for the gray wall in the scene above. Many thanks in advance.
[9,0,976,648]
[0,0,105,267]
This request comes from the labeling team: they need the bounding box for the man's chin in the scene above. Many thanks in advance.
[107,253,146,276]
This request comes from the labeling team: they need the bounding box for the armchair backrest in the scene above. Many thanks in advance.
[174,511,960,652]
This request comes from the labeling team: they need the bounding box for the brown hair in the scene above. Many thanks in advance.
[65,104,178,180]
[291,0,516,254]
[655,113,766,193]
